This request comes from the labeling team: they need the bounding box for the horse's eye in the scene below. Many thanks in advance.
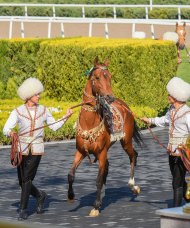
[95,76,100,80]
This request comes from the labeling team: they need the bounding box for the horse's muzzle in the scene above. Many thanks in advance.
[179,44,185,50]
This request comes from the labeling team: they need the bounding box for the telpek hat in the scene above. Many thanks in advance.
[166,77,190,102]
[17,77,44,101]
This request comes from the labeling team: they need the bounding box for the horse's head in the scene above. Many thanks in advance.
[89,57,114,98]
[176,22,186,50]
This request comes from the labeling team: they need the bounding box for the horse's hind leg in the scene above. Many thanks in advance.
[120,140,140,194]
[68,150,85,201]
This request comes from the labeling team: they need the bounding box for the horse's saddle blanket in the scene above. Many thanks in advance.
[104,104,125,142]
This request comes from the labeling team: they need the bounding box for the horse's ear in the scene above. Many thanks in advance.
[176,22,178,28]
[94,56,99,66]
[104,59,110,67]
[183,22,186,27]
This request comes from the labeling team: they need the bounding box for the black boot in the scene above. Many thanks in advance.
[18,180,32,220]
[173,187,183,207]
[31,184,47,214]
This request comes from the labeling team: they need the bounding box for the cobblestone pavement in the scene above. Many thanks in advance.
[0,127,182,228]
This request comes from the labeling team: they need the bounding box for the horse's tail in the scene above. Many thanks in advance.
[133,120,144,147]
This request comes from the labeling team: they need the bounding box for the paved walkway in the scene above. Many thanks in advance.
[0,127,184,228]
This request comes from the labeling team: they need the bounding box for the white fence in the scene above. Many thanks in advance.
[0,4,190,39]
[1,3,190,20]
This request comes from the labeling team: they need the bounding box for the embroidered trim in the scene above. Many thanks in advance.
[19,136,43,144]
[15,108,31,120]
[76,118,105,143]
[25,105,37,136]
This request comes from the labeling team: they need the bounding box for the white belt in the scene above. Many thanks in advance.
[19,136,43,144]
[169,137,187,145]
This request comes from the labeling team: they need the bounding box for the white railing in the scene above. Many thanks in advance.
[0,3,190,20]
[1,17,190,39]
[0,4,190,39]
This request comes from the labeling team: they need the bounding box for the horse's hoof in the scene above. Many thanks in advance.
[89,208,100,217]
[132,185,141,195]
[128,178,135,187]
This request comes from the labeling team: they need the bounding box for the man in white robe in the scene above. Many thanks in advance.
[3,77,73,220]
[141,77,190,207]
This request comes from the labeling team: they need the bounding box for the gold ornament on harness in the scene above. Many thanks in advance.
[183,176,190,213]
[76,119,105,143]
[82,104,97,112]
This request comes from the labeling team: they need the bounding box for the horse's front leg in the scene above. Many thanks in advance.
[89,150,108,217]
[177,48,182,64]
[68,150,85,201]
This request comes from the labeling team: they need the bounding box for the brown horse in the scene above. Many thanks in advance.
[176,22,187,64]
[67,57,143,216]
[163,22,188,64]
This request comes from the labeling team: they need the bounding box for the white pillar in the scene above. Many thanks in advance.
[82,6,85,18]
[105,23,109,39]
[132,23,136,37]
[9,19,13,39]
[150,0,153,11]
[60,23,65,37]
[113,7,116,19]
[178,7,181,21]
[151,24,155,39]
[89,22,92,37]
[53,6,56,18]
[48,20,51,38]
[21,21,25,38]
[24,5,28,17]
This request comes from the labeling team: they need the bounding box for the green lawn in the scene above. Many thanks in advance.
[177,48,190,84]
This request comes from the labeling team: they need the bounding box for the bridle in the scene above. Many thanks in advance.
[89,65,109,97]
[82,65,110,113]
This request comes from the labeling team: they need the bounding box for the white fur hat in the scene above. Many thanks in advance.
[167,77,190,102]
[17,77,44,101]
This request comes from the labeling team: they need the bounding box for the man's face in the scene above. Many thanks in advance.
[167,94,176,104]
[29,93,40,105]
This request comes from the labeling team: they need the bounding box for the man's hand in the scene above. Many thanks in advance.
[65,108,73,118]
[140,117,151,125]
